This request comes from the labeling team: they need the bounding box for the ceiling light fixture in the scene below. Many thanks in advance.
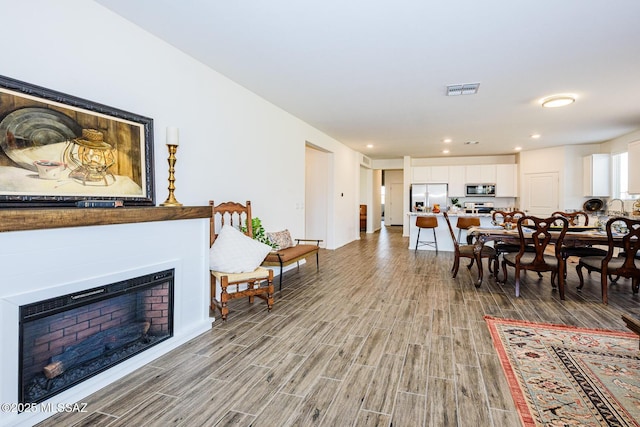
[442,149,450,154]
[540,94,576,108]
[530,134,541,139]
[366,144,373,148]
[443,138,452,143]
[515,146,522,151]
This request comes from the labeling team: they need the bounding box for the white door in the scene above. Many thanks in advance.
[523,172,559,217]
[387,182,404,225]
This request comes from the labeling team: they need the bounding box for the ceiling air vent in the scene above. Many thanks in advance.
[446,83,480,96]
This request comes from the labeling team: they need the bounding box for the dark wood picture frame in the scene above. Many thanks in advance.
[0,75,154,207]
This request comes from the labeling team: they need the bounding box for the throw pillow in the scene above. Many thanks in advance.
[209,225,272,273]
[267,229,294,250]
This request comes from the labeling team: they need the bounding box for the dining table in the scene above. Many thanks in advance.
[467,225,620,287]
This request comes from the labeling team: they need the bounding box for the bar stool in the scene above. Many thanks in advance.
[415,216,438,253]
[456,216,480,244]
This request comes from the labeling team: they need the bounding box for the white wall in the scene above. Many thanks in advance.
[0,1,362,421]
[519,144,603,213]
[601,129,640,154]
[0,0,360,247]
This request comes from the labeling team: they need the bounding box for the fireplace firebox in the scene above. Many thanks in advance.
[19,269,174,404]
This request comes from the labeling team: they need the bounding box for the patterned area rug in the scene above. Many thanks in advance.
[485,316,640,426]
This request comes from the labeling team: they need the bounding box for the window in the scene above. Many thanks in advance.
[611,152,639,200]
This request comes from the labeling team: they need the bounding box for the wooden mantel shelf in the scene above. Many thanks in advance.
[0,206,212,233]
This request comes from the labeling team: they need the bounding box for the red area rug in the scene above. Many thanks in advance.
[485,316,640,426]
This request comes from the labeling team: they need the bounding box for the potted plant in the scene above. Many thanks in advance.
[242,217,278,248]
[450,198,462,212]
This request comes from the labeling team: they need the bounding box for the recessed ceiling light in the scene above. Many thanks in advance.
[530,134,541,139]
[442,149,450,154]
[464,141,479,145]
[540,94,576,108]
[515,146,522,151]
[366,144,373,148]
[443,138,452,143]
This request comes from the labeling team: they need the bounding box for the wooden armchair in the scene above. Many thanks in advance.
[209,200,274,321]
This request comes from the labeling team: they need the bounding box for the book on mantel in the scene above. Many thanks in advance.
[76,199,124,208]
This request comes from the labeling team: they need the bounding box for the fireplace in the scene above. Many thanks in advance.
[19,269,174,405]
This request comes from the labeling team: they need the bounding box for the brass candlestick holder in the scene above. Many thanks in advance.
[160,144,183,206]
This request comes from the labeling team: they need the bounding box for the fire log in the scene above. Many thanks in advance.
[43,321,150,379]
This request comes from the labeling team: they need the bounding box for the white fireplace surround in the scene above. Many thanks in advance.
[0,218,212,427]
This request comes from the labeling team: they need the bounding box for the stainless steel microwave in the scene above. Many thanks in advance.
[465,183,496,197]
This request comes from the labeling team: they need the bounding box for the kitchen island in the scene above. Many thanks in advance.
[408,212,495,251]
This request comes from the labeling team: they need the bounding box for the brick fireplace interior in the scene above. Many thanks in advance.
[19,269,174,405]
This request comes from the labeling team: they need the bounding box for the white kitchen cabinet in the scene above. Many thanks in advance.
[465,164,496,183]
[629,141,640,194]
[583,154,610,197]
[496,164,518,197]
[411,166,449,183]
[412,166,428,183]
[448,165,466,197]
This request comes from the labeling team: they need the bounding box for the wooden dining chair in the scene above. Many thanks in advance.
[443,212,495,279]
[551,211,589,226]
[552,211,607,272]
[491,210,534,278]
[576,217,640,304]
[501,215,569,299]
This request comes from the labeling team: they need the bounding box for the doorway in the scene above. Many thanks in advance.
[305,145,330,245]
[383,169,404,226]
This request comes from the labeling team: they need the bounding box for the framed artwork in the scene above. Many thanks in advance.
[0,75,154,207]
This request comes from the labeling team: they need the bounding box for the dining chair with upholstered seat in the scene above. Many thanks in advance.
[501,215,569,299]
[552,211,607,274]
[576,217,640,304]
[491,210,536,278]
[443,212,495,279]
[415,215,439,253]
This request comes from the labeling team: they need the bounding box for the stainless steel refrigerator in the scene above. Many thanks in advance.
[410,183,448,211]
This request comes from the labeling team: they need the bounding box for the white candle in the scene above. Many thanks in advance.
[166,127,179,145]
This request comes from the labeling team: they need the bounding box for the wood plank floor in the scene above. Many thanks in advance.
[38,225,638,427]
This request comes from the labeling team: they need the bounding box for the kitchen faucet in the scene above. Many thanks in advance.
[607,198,627,216]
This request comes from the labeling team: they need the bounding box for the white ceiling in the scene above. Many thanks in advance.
[96,0,640,159]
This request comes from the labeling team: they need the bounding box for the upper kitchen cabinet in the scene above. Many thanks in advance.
[465,164,496,183]
[583,154,610,197]
[629,141,640,194]
[411,166,449,183]
[495,164,518,197]
[448,165,466,197]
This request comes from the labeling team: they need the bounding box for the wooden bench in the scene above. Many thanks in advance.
[262,239,321,290]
